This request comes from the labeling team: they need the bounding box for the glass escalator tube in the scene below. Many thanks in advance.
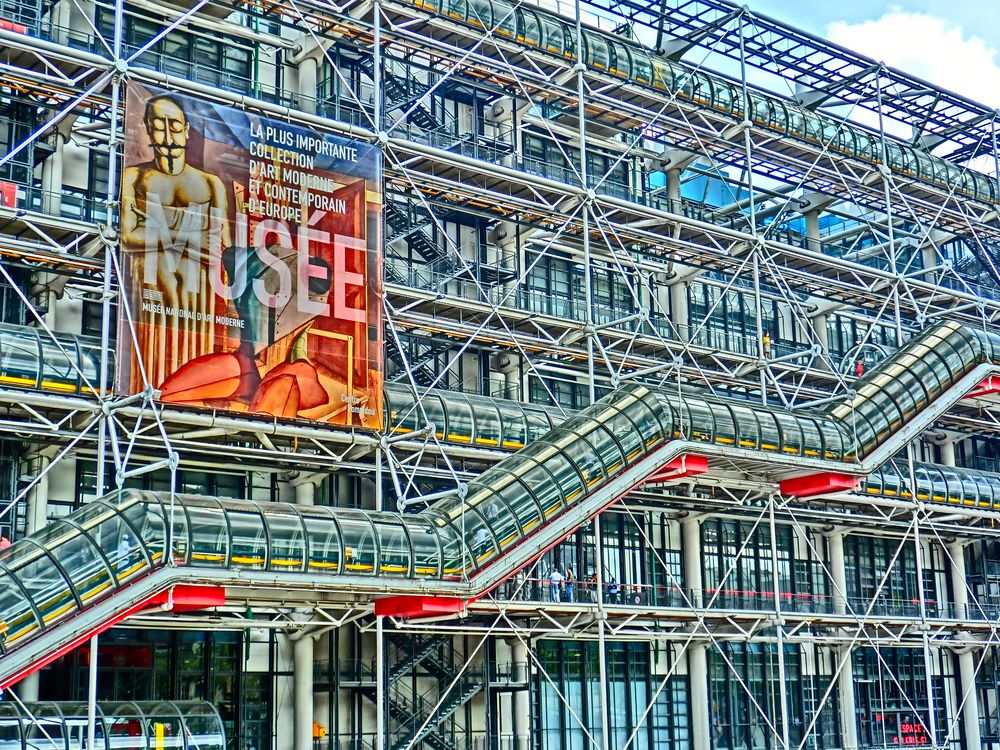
[15,318,1000,652]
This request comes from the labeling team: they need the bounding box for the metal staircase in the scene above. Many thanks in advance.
[384,331,447,387]
[384,199,451,266]
[359,633,485,750]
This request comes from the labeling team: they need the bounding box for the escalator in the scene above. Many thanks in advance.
[4,322,1000,688]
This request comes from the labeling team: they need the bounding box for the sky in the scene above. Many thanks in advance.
[744,0,1000,107]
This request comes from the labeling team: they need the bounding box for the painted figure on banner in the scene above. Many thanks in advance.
[119,83,383,428]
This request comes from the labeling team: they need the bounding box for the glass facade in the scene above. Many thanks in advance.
[535,640,689,750]
[701,519,830,613]
[852,648,948,749]
[708,643,838,750]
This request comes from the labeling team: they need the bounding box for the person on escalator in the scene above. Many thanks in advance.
[0,536,10,550]
[117,533,132,574]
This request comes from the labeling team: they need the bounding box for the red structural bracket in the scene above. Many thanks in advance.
[644,454,708,484]
[0,182,16,208]
[0,583,225,690]
[966,375,1000,400]
[154,584,227,612]
[374,595,466,619]
[779,472,858,498]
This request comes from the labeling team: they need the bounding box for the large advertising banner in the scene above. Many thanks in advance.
[119,83,383,429]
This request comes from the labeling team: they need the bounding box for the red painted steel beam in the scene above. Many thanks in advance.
[779,472,858,498]
[644,454,709,484]
[373,595,466,618]
[965,375,1000,399]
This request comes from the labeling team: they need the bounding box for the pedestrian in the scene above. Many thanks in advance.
[588,572,598,602]
[607,576,620,604]
[474,527,490,558]
[855,359,865,377]
[117,533,131,573]
[564,566,576,602]
[549,566,564,603]
[762,331,772,359]
[0,536,10,550]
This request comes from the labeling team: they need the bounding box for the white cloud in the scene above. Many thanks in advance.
[827,8,1000,108]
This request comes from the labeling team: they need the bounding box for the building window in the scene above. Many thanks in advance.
[844,535,939,617]
[709,643,838,749]
[96,5,256,97]
[852,647,946,749]
[74,459,249,507]
[535,640,690,750]
[701,519,830,612]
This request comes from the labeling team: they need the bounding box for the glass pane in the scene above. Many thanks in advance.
[470,398,501,447]
[180,703,224,750]
[375,517,410,576]
[264,508,306,573]
[488,467,544,537]
[498,402,529,448]
[227,509,267,570]
[0,329,40,389]
[338,510,378,575]
[386,386,420,434]
[50,529,115,607]
[38,337,78,393]
[443,394,474,443]
[186,501,229,567]
[476,488,520,550]
[301,509,340,573]
[0,567,40,649]
[403,517,441,578]
[10,547,77,630]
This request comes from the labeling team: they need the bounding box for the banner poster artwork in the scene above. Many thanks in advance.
[119,83,383,429]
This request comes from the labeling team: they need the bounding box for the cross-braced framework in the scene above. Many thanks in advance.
[7,0,1000,749]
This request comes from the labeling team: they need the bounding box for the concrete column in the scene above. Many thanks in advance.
[504,364,519,400]
[682,518,702,607]
[921,242,939,274]
[26,452,51,534]
[51,0,71,45]
[666,169,682,215]
[16,673,39,702]
[940,440,957,468]
[682,518,710,750]
[688,645,710,750]
[295,479,315,507]
[826,531,848,614]
[956,649,982,750]
[804,209,821,253]
[512,639,530,750]
[836,646,859,750]
[293,478,316,750]
[812,312,829,356]
[298,55,319,115]
[293,634,314,750]
[827,531,858,749]
[670,282,689,341]
[41,132,64,216]
[949,542,982,749]
[950,542,969,619]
